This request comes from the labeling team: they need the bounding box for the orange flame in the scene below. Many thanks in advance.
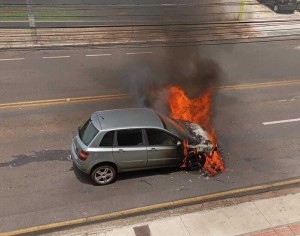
[181,139,189,168]
[167,85,224,175]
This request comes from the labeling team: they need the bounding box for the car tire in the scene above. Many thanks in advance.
[91,165,116,185]
[273,4,280,13]
[186,153,201,171]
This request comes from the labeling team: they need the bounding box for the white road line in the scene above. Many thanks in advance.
[263,118,300,126]
[126,52,153,55]
[295,46,300,50]
[85,54,111,57]
[0,58,25,61]
[42,56,71,59]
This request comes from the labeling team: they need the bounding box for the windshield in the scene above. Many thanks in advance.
[79,118,99,145]
[156,112,188,139]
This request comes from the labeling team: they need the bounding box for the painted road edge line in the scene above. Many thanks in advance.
[263,118,300,125]
[1,178,300,236]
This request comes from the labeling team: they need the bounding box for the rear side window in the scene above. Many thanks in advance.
[100,131,114,147]
[117,129,143,146]
[147,129,177,146]
[79,119,99,145]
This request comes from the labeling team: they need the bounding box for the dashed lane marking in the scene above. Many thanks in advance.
[42,56,71,59]
[161,3,181,6]
[263,118,300,126]
[0,58,25,61]
[85,54,111,57]
[126,52,153,55]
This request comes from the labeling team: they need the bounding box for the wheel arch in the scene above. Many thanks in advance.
[90,162,118,175]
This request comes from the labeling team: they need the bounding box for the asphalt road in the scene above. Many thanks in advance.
[0,40,299,233]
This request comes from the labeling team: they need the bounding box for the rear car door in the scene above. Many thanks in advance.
[146,129,180,167]
[112,129,147,169]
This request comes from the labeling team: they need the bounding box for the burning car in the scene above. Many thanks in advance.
[69,108,222,185]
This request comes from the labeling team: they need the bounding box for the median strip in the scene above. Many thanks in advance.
[0,80,299,110]
[0,94,130,109]
[217,79,300,91]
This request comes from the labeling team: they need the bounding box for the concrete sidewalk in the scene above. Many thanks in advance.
[51,191,300,236]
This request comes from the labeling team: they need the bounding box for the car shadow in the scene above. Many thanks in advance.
[265,4,296,14]
[117,167,181,182]
[72,163,94,185]
[72,164,185,186]
[0,149,69,168]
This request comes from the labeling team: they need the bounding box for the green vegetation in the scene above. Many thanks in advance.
[34,7,84,21]
[0,6,84,21]
[0,7,28,21]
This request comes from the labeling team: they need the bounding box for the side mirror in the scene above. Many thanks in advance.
[177,141,182,146]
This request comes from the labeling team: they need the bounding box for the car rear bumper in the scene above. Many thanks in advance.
[70,142,90,174]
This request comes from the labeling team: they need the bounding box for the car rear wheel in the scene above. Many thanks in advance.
[91,165,116,185]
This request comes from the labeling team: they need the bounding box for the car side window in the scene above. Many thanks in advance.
[100,131,114,147]
[117,129,143,146]
[146,129,177,146]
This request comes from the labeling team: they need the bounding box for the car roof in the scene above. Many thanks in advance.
[93,108,165,131]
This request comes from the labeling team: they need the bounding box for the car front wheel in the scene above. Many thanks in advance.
[91,165,116,185]
[186,153,203,171]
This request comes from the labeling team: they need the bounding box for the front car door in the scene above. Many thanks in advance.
[146,129,181,167]
[112,129,147,170]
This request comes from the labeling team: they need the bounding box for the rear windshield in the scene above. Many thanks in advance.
[79,119,99,145]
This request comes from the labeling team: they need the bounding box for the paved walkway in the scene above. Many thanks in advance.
[55,192,300,236]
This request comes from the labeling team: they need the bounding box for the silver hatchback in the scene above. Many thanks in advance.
[70,108,215,185]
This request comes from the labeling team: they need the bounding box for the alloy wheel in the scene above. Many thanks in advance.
[93,167,115,185]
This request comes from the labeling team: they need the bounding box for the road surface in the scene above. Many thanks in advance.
[0,40,299,232]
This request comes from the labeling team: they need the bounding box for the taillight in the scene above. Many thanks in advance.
[79,150,89,161]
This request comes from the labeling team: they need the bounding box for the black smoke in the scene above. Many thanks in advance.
[126,48,222,114]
